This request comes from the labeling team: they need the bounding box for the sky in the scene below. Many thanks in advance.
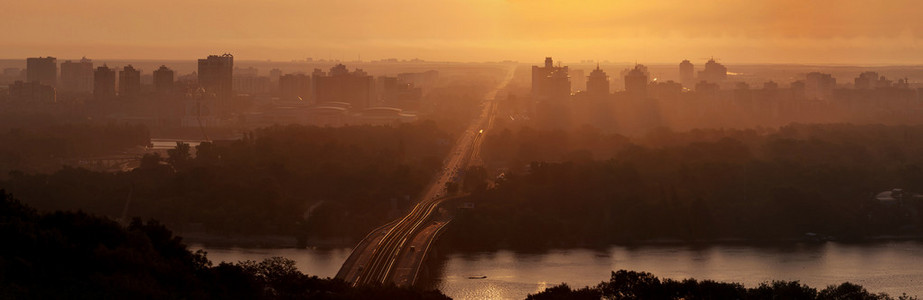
[2,0,922,64]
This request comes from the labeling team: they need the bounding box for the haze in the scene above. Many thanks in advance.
[3,0,922,64]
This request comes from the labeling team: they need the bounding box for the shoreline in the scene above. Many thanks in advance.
[179,231,356,249]
[178,230,923,251]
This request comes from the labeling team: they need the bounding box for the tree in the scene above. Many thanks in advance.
[139,152,162,169]
[167,142,191,170]
[818,282,883,300]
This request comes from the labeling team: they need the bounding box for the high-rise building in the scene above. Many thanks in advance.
[679,60,695,88]
[531,57,570,102]
[279,73,311,101]
[854,71,878,89]
[805,72,835,100]
[790,80,806,99]
[624,64,649,100]
[269,68,282,83]
[197,54,234,100]
[376,76,422,109]
[118,65,141,98]
[570,69,586,92]
[650,80,683,101]
[2,68,21,77]
[697,58,727,83]
[313,64,373,109]
[8,81,55,103]
[60,57,93,93]
[234,67,258,77]
[26,57,57,87]
[233,75,271,95]
[586,64,609,100]
[93,65,116,100]
[153,65,174,94]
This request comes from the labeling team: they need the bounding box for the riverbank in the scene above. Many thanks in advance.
[178,228,923,252]
[437,229,923,254]
[193,239,923,299]
[178,231,355,249]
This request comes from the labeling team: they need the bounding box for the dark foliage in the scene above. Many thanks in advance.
[0,122,149,175]
[0,190,449,299]
[446,123,923,249]
[527,270,915,300]
[2,122,451,240]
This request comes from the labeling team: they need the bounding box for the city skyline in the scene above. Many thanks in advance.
[2,0,922,64]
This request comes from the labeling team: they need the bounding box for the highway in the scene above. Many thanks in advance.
[336,66,515,287]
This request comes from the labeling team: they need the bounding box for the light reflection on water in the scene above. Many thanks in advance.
[194,242,923,300]
[433,242,923,300]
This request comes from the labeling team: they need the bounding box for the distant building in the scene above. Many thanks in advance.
[853,71,902,90]
[570,69,586,92]
[585,64,609,100]
[118,65,141,98]
[2,68,20,77]
[679,60,695,88]
[697,58,727,83]
[269,68,282,83]
[279,73,311,101]
[531,57,570,102]
[197,54,234,100]
[306,106,350,127]
[153,65,174,94]
[377,76,422,110]
[233,75,271,95]
[790,80,806,99]
[313,64,373,109]
[695,81,720,98]
[763,81,779,90]
[649,80,682,101]
[26,57,57,87]
[94,65,116,100]
[854,71,879,89]
[60,57,93,93]
[624,64,649,99]
[234,66,258,77]
[8,81,55,103]
[397,70,438,88]
[354,107,418,126]
[805,72,835,100]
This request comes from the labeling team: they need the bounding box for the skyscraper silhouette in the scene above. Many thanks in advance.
[624,64,649,100]
[679,60,694,88]
[118,65,141,99]
[93,65,116,101]
[60,57,93,93]
[698,58,727,83]
[313,64,373,109]
[531,57,570,102]
[197,54,234,100]
[586,64,609,100]
[26,57,57,87]
[153,65,175,94]
[280,73,311,101]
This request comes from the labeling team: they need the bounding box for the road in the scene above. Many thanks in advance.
[336,65,515,287]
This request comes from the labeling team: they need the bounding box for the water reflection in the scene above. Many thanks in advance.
[195,242,923,300]
[435,242,923,300]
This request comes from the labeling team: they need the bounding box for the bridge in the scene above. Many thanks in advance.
[336,66,514,287]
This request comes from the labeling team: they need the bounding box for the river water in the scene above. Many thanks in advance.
[194,241,923,299]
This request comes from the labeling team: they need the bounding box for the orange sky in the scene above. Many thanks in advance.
[2,0,921,64]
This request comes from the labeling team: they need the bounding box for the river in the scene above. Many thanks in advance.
[194,241,923,299]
